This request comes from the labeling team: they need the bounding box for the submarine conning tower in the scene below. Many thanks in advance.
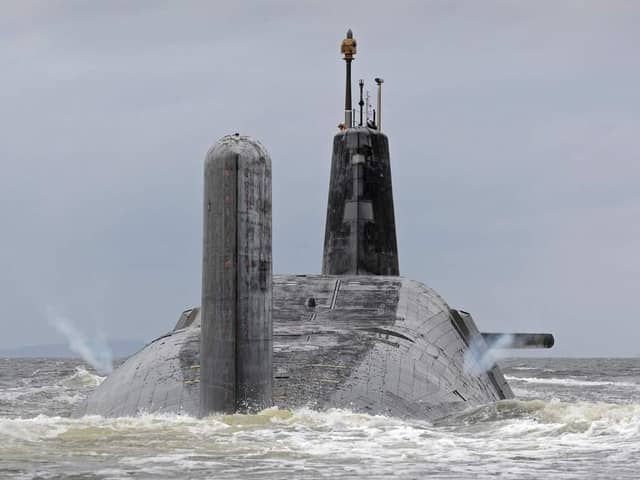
[74,29,557,422]
[200,134,273,416]
[322,30,399,276]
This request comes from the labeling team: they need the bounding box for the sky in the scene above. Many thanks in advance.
[1,1,639,357]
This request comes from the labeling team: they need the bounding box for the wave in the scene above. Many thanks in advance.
[0,389,28,402]
[0,407,423,445]
[0,403,638,480]
[0,366,103,414]
[61,366,105,388]
[0,385,61,403]
[505,375,640,389]
[446,398,640,438]
[2,401,639,441]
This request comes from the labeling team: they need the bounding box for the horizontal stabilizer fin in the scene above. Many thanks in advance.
[481,333,554,349]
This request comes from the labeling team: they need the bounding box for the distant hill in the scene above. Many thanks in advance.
[0,340,145,358]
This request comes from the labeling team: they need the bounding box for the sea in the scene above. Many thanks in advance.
[0,357,638,479]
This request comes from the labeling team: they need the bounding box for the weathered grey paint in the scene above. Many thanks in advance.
[73,129,551,421]
[76,275,517,420]
[200,135,272,415]
[322,127,399,276]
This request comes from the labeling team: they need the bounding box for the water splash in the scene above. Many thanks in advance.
[505,375,640,389]
[62,366,106,388]
[46,308,113,374]
[464,334,513,376]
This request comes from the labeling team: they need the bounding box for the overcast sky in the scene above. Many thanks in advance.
[1,1,639,356]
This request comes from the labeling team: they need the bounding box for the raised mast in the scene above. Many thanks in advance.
[323,32,399,276]
[341,29,357,128]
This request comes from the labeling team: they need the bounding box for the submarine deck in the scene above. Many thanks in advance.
[77,275,512,420]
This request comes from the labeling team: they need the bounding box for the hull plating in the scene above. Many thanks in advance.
[77,275,512,420]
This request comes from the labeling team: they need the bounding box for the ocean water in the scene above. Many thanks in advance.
[0,358,638,479]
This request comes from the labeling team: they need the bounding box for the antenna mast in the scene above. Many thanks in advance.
[340,29,357,129]
[374,77,384,132]
[358,80,364,126]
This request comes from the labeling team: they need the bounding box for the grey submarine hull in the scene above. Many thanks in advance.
[73,31,555,421]
[76,274,512,420]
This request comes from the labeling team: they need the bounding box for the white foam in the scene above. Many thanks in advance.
[0,404,638,478]
[0,385,54,402]
[0,415,70,442]
[62,366,106,388]
[505,375,640,389]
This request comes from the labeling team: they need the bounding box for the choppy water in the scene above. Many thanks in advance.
[1,357,638,479]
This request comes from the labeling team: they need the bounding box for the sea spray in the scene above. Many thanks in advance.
[46,307,113,374]
[464,333,513,376]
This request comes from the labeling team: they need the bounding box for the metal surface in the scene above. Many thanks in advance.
[341,29,357,128]
[322,127,399,276]
[345,60,353,128]
[200,135,272,415]
[365,90,370,125]
[374,78,384,132]
[358,79,364,126]
[77,275,514,420]
[482,333,555,349]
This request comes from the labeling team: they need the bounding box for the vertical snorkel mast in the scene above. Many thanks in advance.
[375,77,384,132]
[358,79,364,127]
[341,29,357,128]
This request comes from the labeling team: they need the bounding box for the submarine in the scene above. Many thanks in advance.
[76,30,553,420]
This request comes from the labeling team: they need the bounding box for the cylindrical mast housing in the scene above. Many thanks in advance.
[200,134,273,415]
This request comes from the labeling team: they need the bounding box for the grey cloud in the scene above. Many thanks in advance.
[1,1,639,356]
